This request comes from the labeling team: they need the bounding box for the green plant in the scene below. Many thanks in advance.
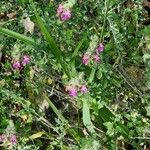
[0,0,150,149]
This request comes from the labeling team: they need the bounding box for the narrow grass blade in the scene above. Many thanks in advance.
[0,27,37,46]
[44,93,81,145]
[31,1,70,78]
[71,34,87,59]
[70,34,87,76]
[44,93,66,123]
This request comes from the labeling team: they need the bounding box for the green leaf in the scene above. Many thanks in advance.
[145,106,150,116]
[82,95,95,134]
[99,106,114,122]
[68,0,76,7]
[143,25,150,36]
[143,53,150,62]
[116,122,129,138]
[88,67,97,83]
[99,106,128,137]
[0,27,37,46]
[96,67,103,80]
[81,138,101,150]
[103,122,114,136]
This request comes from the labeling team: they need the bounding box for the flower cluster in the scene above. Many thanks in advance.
[82,43,104,65]
[57,4,71,21]
[0,134,17,146]
[65,85,88,97]
[12,55,30,70]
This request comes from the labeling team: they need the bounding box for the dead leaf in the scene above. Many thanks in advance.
[20,114,28,122]
[29,68,35,79]
[0,12,6,20]
[47,77,53,85]
[23,131,45,143]
[39,99,49,112]
[143,0,150,8]
[125,65,145,84]
[7,12,16,19]
[145,36,150,50]
[23,17,34,35]
[29,131,45,140]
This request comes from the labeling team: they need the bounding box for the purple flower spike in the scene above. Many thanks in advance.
[93,54,100,63]
[82,54,89,65]
[96,43,104,54]
[0,135,5,142]
[60,9,71,21]
[10,135,17,145]
[57,4,64,17]
[22,55,30,66]
[81,85,88,93]
[57,4,71,21]
[68,87,77,97]
[13,61,21,70]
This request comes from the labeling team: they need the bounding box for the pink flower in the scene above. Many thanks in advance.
[82,54,90,65]
[13,61,21,70]
[0,135,5,142]
[93,54,100,63]
[96,43,104,54]
[57,4,64,16]
[22,55,30,66]
[10,135,17,145]
[66,86,77,97]
[80,85,88,93]
[69,87,77,97]
[60,9,71,21]
[57,4,71,21]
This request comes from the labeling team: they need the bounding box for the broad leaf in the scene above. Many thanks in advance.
[82,95,95,134]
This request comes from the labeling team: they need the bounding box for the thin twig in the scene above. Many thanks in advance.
[130,137,150,140]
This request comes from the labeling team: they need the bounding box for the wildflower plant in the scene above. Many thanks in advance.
[0,0,150,149]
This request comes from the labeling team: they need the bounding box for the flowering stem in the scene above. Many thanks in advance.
[88,1,108,84]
